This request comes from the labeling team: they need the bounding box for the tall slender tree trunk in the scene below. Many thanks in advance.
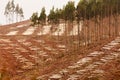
[65,20,68,53]
[12,12,14,23]
[94,10,96,45]
[87,20,90,46]
[108,3,111,38]
[77,20,80,48]
[16,13,18,22]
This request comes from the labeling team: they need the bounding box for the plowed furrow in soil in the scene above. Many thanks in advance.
[36,37,120,80]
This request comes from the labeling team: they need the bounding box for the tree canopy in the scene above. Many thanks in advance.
[39,7,46,25]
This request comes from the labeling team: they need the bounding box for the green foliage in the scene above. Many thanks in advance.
[39,7,46,25]
[48,7,63,24]
[64,1,75,22]
[76,0,120,21]
[30,12,38,25]
[47,1,75,24]
[48,7,56,24]
[76,0,88,21]
[30,7,47,26]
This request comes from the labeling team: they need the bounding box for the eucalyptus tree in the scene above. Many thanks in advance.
[4,4,9,24]
[95,0,104,41]
[15,4,19,22]
[11,0,15,23]
[19,8,24,21]
[107,0,111,38]
[30,12,39,26]
[102,0,115,38]
[98,0,104,39]
[118,0,120,14]
[48,7,63,41]
[108,0,116,37]
[112,0,119,36]
[116,0,120,35]
[63,1,76,51]
[54,8,63,40]
[15,4,24,22]
[39,7,46,26]
[54,8,61,24]
[64,1,75,26]
[4,0,24,23]
[64,1,75,39]
[48,7,56,24]
[85,0,92,45]
[48,7,56,37]
[4,1,11,24]
[76,0,83,47]
[89,0,100,43]
[76,0,88,47]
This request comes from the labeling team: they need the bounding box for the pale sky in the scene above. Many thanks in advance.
[0,0,79,25]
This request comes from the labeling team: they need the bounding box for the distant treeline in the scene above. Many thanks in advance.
[4,0,24,24]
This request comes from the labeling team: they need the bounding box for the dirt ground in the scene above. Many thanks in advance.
[0,17,119,80]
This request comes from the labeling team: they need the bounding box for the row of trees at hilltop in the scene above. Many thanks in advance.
[31,0,120,26]
[4,0,24,24]
[31,0,120,51]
